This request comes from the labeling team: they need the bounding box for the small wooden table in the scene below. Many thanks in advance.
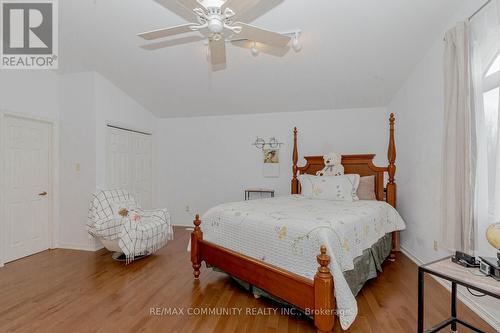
[244,188,275,201]
[418,256,500,333]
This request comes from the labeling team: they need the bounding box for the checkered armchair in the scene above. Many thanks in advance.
[87,189,173,262]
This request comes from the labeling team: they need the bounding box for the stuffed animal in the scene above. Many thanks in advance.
[118,208,129,218]
[316,152,344,176]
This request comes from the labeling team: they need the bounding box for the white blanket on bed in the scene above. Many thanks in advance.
[201,195,406,329]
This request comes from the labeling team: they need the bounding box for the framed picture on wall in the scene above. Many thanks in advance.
[263,149,280,177]
[263,149,279,164]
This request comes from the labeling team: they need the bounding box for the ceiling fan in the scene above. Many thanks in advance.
[138,0,300,66]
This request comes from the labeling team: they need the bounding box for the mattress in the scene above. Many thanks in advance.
[202,195,406,329]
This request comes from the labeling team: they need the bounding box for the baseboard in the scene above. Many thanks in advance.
[57,242,103,252]
[400,247,500,331]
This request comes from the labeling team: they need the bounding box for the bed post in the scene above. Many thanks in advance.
[314,246,335,333]
[291,127,299,194]
[191,214,203,278]
[387,113,397,207]
[387,113,400,252]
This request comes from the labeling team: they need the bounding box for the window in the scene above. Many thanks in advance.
[485,54,500,77]
[470,0,500,256]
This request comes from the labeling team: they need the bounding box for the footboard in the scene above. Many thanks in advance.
[191,215,335,333]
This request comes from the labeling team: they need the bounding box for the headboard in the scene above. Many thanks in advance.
[295,154,387,200]
[291,113,397,209]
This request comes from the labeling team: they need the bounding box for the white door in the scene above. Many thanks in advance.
[106,127,152,208]
[2,116,51,263]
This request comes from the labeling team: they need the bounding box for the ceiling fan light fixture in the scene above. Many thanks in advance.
[251,41,259,57]
[208,18,224,33]
[223,7,235,18]
[292,32,302,52]
[193,7,206,18]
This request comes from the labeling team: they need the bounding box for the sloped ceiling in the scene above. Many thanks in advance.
[59,0,483,118]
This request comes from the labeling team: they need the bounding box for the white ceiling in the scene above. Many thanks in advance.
[60,0,483,118]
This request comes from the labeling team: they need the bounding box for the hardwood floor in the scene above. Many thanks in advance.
[0,226,495,333]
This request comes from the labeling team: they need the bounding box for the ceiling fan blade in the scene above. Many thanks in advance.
[138,24,195,40]
[209,37,226,66]
[235,22,290,47]
[222,0,261,18]
[176,0,203,11]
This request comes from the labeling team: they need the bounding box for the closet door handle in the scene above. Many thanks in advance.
[38,191,48,196]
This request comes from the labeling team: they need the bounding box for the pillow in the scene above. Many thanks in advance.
[111,200,137,219]
[298,174,360,201]
[357,175,377,200]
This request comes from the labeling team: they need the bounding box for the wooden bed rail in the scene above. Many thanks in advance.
[191,215,336,333]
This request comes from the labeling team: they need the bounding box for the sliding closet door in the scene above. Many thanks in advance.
[130,131,152,208]
[105,127,152,208]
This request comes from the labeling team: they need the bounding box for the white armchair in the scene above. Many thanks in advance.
[87,189,173,262]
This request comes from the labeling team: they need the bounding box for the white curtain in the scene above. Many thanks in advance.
[441,22,474,253]
[471,0,500,257]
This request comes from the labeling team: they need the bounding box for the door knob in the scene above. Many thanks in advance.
[38,191,48,196]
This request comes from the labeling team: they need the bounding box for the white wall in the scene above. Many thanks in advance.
[154,107,390,226]
[387,2,500,328]
[0,71,59,120]
[58,72,97,249]
[387,35,450,261]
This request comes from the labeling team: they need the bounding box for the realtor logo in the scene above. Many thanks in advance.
[1,0,58,69]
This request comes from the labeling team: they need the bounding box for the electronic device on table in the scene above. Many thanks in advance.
[451,251,500,280]
[451,251,480,268]
[479,256,500,281]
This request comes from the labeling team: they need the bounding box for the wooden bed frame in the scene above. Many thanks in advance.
[191,113,398,333]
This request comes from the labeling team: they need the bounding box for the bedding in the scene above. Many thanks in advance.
[357,175,377,200]
[202,195,406,329]
[298,174,360,201]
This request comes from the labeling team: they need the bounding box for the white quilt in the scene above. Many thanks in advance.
[202,195,406,329]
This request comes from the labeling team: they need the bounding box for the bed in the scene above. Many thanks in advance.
[191,113,403,332]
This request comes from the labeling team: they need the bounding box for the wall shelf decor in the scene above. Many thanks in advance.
[252,137,284,150]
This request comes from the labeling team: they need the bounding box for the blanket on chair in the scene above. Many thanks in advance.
[87,189,174,263]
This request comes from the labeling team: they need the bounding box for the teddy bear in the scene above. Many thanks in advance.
[316,152,344,176]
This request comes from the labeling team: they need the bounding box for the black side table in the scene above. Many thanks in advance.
[244,188,275,201]
[418,256,500,333]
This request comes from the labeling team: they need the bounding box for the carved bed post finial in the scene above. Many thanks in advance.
[191,214,203,278]
[291,127,299,194]
[314,246,335,333]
